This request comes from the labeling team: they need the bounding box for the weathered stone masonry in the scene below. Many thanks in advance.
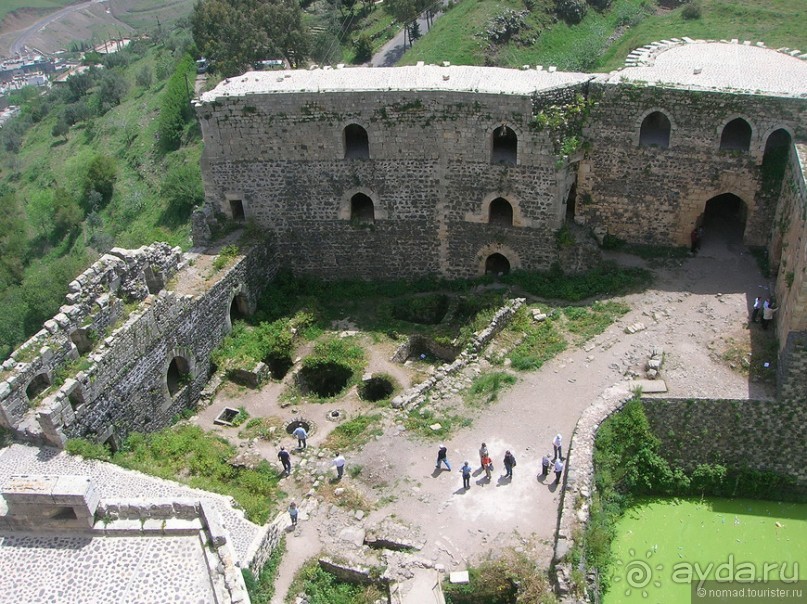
[0,241,278,448]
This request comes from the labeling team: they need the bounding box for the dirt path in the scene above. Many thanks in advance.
[199,232,774,602]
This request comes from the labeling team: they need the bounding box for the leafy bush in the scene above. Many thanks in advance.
[555,0,587,24]
[681,0,701,20]
[82,154,117,209]
[161,159,204,222]
[66,437,112,461]
[211,317,296,371]
[157,54,195,152]
[353,33,373,63]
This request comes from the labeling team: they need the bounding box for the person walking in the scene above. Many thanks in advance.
[292,425,308,449]
[481,453,492,480]
[332,452,346,479]
[277,446,291,476]
[503,450,516,479]
[461,461,472,489]
[751,296,762,323]
[436,445,451,470]
[541,453,551,477]
[479,443,489,469]
[761,299,777,330]
[553,433,564,461]
[554,458,565,486]
[288,501,298,526]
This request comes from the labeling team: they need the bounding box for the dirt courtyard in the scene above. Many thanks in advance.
[192,233,776,603]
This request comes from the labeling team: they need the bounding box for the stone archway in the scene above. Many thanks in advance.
[166,356,190,397]
[485,253,511,276]
[701,193,747,245]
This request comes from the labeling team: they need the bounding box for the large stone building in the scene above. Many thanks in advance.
[194,39,807,401]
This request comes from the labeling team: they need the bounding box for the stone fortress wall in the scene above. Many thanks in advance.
[195,78,593,280]
[0,241,278,449]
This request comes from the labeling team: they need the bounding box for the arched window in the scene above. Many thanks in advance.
[761,129,792,192]
[720,118,752,151]
[26,373,51,402]
[230,294,249,323]
[763,129,791,162]
[491,125,517,165]
[350,193,374,223]
[639,111,671,148]
[485,253,510,276]
[488,198,513,227]
[166,356,190,397]
[344,124,369,159]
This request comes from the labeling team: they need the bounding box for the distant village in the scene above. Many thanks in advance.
[0,38,131,127]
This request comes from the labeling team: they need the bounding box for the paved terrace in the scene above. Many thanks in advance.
[200,42,807,102]
[199,64,593,100]
[0,444,262,564]
[604,40,807,97]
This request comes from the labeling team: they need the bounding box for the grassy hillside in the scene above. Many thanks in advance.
[399,0,807,71]
[0,0,74,26]
[0,38,201,359]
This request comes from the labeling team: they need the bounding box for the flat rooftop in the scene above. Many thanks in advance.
[199,64,593,101]
[200,42,807,102]
[603,41,807,98]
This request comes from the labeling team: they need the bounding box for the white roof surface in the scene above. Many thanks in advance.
[605,41,807,97]
[200,64,592,101]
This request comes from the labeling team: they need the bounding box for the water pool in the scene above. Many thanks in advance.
[604,497,807,603]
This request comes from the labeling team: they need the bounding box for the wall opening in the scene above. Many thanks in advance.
[491,126,517,165]
[229,199,245,221]
[488,198,514,227]
[144,265,164,295]
[639,111,671,148]
[70,329,94,355]
[485,253,510,276]
[720,118,752,152]
[565,183,577,223]
[166,356,190,397]
[344,124,369,159]
[762,129,792,192]
[230,294,249,323]
[702,193,747,244]
[350,193,375,223]
[26,373,51,401]
[67,387,86,413]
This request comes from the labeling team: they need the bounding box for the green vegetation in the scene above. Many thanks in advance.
[211,244,240,272]
[442,549,559,603]
[507,308,567,371]
[323,414,383,450]
[66,424,284,523]
[502,263,652,302]
[466,372,517,407]
[584,398,801,594]
[562,301,629,343]
[399,0,806,72]
[298,336,366,399]
[238,416,284,440]
[404,406,472,439]
[0,0,75,24]
[242,536,285,603]
[0,36,201,360]
[287,560,384,604]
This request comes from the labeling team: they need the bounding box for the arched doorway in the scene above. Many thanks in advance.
[762,129,792,192]
[344,124,369,159]
[485,253,510,276]
[230,294,249,323]
[350,193,375,223]
[701,193,747,244]
[166,356,190,397]
[639,111,671,148]
[26,373,51,402]
[720,118,752,152]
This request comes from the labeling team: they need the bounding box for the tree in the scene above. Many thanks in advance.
[0,194,29,286]
[136,64,153,89]
[52,188,84,240]
[82,155,117,209]
[98,71,129,113]
[52,116,69,140]
[192,0,309,77]
[353,33,373,63]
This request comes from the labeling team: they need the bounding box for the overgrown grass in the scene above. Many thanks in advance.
[507,308,567,371]
[502,262,652,302]
[404,406,472,439]
[66,424,284,523]
[323,414,383,450]
[399,0,807,72]
[562,300,630,343]
[238,416,285,440]
[287,560,385,604]
[442,548,559,604]
[242,536,285,604]
[466,371,517,407]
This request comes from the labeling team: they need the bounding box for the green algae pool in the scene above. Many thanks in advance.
[604,498,807,604]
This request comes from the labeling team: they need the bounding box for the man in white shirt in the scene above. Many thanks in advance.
[554,458,565,485]
[292,425,308,449]
[553,433,564,461]
[333,453,346,479]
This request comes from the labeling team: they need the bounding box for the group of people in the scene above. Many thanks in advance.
[438,434,567,489]
[751,296,778,330]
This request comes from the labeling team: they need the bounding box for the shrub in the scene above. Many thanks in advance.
[353,33,373,63]
[555,0,587,24]
[81,154,117,209]
[157,54,195,152]
[587,0,612,8]
[161,159,204,221]
[66,438,112,461]
[681,0,701,19]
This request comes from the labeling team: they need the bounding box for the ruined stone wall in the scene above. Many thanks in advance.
[772,144,807,402]
[0,242,278,449]
[578,83,807,247]
[196,88,577,279]
[642,397,807,486]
